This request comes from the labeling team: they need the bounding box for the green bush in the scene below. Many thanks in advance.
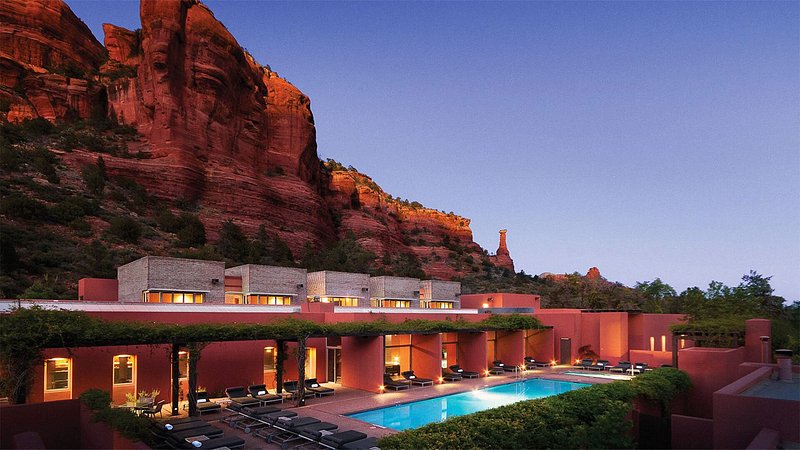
[176,214,206,247]
[109,216,142,243]
[378,368,690,450]
[0,195,49,220]
[81,157,106,196]
[80,388,111,410]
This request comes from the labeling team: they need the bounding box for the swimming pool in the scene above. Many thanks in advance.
[347,378,589,430]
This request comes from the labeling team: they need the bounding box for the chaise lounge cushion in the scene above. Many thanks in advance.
[321,430,368,448]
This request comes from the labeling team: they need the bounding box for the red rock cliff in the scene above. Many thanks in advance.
[0,0,507,280]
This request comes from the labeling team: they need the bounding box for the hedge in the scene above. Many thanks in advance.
[378,368,691,450]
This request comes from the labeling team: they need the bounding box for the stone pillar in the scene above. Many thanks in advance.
[341,336,384,393]
[457,332,487,375]
[497,229,509,256]
[411,333,443,382]
[495,330,525,369]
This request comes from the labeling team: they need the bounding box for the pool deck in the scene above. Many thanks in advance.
[168,366,618,449]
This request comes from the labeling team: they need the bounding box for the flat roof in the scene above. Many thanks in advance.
[742,375,800,401]
[0,300,300,314]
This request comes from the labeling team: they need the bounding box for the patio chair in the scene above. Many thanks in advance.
[225,386,260,409]
[283,380,316,399]
[401,370,434,386]
[232,405,282,433]
[162,425,224,447]
[152,418,209,434]
[320,430,369,449]
[608,361,632,373]
[383,374,410,390]
[630,362,648,375]
[265,416,322,447]
[247,384,283,404]
[587,359,610,371]
[449,364,480,378]
[195,391,222,415]
[140,399,166,418]
[441,368,462,382]
[305,378,335,396]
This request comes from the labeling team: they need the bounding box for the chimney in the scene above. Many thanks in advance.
[497,229,509,256]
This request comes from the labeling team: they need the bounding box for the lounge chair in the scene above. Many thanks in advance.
[282,380,316,399]
[441,368,462,382]
[179,434,245,449]
[152,418,209,434]
[608,361,632,373]
[320,430,369,449]
[492,360,518,373]
[383,374,410,390]
[524,356,553,369]
[225,386,260,409]
[449,364,480,378]
[265,415,322,447]
[401,370,434,386]
[573,358,594,370]
[305,378,335,396]
[297,421,339,441]
[630,362,648,375]
[231,405,282,433]
[194,391,221,415]
[247,384,283,404]
[587,359,610,371]
[342,436,380,449]
[161,425,224,447]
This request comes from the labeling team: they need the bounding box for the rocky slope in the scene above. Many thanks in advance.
[0,0,512,286]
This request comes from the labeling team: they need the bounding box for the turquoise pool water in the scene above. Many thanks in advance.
[347,378,589,431]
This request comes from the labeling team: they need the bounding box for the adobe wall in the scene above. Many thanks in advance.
[340,336,383,392]
[678,346,745,418]
[712,366,800,449]
[78,278,119,302]
[459,293,540,310]
[411,333,442,381]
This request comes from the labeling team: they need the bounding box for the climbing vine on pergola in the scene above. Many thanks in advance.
[0,307,544,413]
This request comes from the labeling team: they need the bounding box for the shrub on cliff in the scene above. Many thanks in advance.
[109,216,141,243]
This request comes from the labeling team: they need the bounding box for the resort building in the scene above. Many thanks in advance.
[1,255,797,448]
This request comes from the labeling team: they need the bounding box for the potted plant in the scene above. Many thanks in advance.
[125,392,137,407]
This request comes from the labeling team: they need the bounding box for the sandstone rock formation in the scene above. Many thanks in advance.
[489,229,515,272]
[0,0,106,122]
[0,0,505,280]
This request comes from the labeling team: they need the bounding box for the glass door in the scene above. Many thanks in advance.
[326,347,341,383]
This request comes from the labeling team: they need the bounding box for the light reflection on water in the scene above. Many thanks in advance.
[347,378,589,431]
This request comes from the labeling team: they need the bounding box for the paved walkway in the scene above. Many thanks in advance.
[166,366,618,449]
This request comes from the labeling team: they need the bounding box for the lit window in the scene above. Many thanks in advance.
[326,297,359,307]
[225,293,243,304]
[113,355,134,385]
[142,291,204,304]
[383,300,410,308]
[45,358,70,391]
[264,347,276,371]
[424,301,454,309]
[245,295,292,305]
[178,351,189,378]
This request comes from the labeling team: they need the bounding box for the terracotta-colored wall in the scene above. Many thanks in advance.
[678,347,746,418]
[597,312,628,361]
[198,340,265,394]
[411,334,442,381]
[525,328,554,362]
[744,318,771,363]
[637,314,684,351]
[495,330,524,368]
[535,310,582,363]
[0,400,81,449]
[671,414,714,450]
[457,332,487,374]
[78,278,119,302]
[712,366,800,448]
[629,350,672,367]
[460,293,541,310]
[340,336,383,393]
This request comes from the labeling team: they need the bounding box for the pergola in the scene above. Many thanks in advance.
[0,307,546,416]
[670,329,743,368]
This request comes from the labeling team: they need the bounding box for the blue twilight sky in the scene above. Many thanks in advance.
[65,1,799,301]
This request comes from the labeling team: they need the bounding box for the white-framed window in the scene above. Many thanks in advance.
[45,358,71,391]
